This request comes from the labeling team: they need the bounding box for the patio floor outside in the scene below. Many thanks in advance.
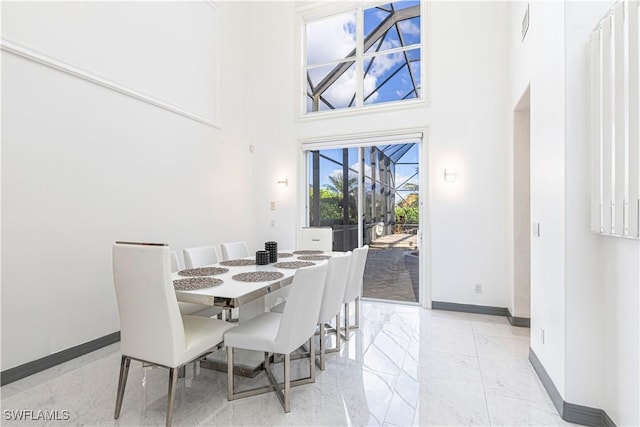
[363,233,419,303]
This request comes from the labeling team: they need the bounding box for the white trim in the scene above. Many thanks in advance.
[0,39,221,129]
[299,128,424,151]
[203,0,218,12]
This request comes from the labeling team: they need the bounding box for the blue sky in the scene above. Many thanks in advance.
[306,1,421,111]
[309,144,420,193]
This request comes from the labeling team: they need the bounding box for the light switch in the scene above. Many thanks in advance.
[270,201,276,210]
[533,222,540,237]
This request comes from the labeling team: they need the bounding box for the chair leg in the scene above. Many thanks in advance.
[166,367,178,427]
[355,296,360,328]
[114,356,131,419]
[309,337,315,383]
[335,312,341,350]
[227,347,234,400]
[318,324,325,371]
[344,303,350,341]
[283,353,291,413]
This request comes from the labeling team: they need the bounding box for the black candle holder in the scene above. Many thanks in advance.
[255,250,270,265]
[265,241,278,263]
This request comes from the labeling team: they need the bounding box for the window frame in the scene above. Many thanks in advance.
[295,0,429,120]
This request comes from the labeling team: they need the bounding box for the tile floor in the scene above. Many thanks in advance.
[1,302,574,426]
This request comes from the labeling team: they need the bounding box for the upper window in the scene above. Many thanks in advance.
[304,1,422,115]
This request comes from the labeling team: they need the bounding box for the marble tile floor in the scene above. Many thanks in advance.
[1,302,575,426]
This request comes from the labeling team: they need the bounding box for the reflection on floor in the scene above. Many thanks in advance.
[1,302,572,426]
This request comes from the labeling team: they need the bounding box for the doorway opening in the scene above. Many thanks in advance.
[306,140,422,304]
[513,86,531,320]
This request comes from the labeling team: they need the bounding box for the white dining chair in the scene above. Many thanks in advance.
[271,252,351,370]
[298,227,333,252]
[316,252,351,369]
[183,245,219,268]
[112,242,234,427]
[224,262,328,412]
[220,241,249,261]
[171,250,223,319]
[342,245,369,340]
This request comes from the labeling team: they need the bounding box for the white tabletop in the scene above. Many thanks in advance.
[173,251,334,308]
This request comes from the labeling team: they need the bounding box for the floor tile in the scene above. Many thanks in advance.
[1,302,570,426]
[486,393,575,426]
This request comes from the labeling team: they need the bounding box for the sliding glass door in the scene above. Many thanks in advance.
[306,140,421,304]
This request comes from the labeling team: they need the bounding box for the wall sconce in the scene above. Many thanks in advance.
[444,168,457,183]
[277,178,289,187]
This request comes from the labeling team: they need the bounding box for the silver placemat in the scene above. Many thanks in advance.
[220,259,256,267]
[232,271,285,282]
[293,250,324,255]
[297,255,332,261]
[277,252,294,258]
[273,261,315,269]
[173,277,223,290]
[178,266,229,276]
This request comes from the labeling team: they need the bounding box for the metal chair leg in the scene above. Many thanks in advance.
[283,353,291,413]
[318,324,325,370]
[335,312,341,350]
[309,337,315,383]
[227,347,234,400]
[166,367,178,427]
[114,356,131,419]
[355,296,360,328]
[344,303,350,341]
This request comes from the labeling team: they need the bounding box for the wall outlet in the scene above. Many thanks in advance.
[474,283,483,294]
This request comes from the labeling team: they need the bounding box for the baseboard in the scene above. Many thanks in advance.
[507,309,531,328]
[1,332,120,386]
[528,347,564,414]
[431,301,510,317]
[431,301,531,328]
[529,347,617,427]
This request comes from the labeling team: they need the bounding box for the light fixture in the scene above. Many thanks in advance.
[444,168,457,183]
[277,178,289,187]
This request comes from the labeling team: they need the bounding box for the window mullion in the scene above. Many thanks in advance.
[355,6,364,108]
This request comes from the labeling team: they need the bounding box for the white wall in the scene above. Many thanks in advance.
[602,238,640,425]
[245,1,511,309]
[563,0,610,411]
[508,1,640,424]
[513,100,530,319]
[243,1,299,251]
[1,1,254,371]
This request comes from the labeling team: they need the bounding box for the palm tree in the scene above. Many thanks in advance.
[323,172,358,223]
[323,173,358,197]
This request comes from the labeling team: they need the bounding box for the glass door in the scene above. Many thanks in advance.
[306,141,421,304]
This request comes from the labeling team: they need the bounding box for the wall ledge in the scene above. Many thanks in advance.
[0,39,220,129]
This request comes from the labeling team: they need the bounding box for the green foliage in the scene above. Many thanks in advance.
[309,187,356,225]
[395,206,419,224]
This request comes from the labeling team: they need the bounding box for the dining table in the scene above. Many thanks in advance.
[172,249,336,376]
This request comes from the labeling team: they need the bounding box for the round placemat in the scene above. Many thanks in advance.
[178,267,229,276]
[232,271,285,282]
[219,259,256,267]
[277,252,294,258]
[297,255,332,261]
[273,261,316,269]
[293,250,324,255]
[173,277,223,291]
